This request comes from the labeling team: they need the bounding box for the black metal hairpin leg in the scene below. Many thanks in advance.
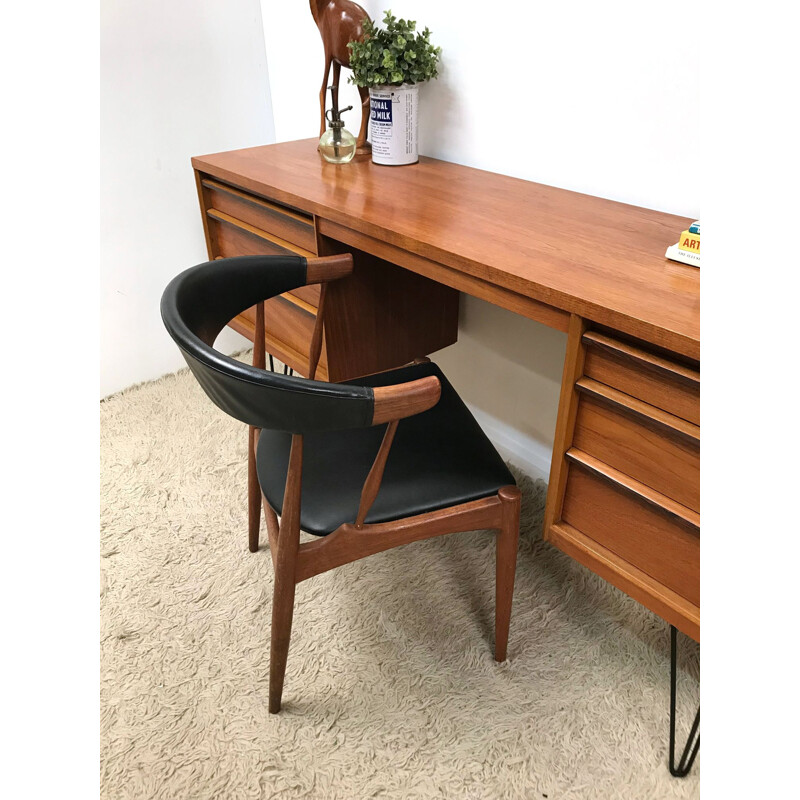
[266,354,292,376]
[669,625,700,777]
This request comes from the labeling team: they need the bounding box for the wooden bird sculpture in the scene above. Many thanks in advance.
[310,0,371,152]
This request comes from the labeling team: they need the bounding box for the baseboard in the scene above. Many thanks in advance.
[467,404,552,483]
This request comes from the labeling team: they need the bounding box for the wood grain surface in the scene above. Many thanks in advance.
[572,396,700,512]
[193,139,699,358]
[561,463,699,606]
[582,331,700,424]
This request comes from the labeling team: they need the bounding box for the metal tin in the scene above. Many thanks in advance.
[369,83,419,166]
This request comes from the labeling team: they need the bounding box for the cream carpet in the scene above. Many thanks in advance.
[100,354,699,799]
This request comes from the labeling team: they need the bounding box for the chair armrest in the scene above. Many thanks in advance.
[357,373,441,525]
[306,254,354,283]
[372,375,441,425]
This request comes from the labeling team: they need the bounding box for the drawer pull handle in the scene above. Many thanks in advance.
[206,209,315,258]
[566,448,700,532]
[201,178,313,225]
[576,377,699,446]
[280,292,317,316]
[583,331,699,387]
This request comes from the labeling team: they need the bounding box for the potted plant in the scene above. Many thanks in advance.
[348,10,441,165]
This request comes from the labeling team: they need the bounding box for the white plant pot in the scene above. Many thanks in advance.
[369,83,419,166]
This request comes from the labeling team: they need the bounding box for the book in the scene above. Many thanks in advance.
[678,231,700,253]
[665,243,700,267]
[666,220,700,267]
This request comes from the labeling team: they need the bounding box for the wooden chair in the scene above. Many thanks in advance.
[161,253,521,713]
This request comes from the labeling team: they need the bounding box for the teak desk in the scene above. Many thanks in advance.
[192,138,700,643]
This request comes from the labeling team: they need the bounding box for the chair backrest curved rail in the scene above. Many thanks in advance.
[161,254,375,433]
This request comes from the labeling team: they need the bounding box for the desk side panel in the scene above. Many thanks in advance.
[318,235,460,381]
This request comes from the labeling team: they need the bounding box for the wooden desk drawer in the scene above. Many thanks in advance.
[573,381,699,513]
[208,210,314,260]
[191,166,461,387]
[289,283,322,310]
[202,178,317,253]
[561,458,699,606]
[233,294,327,380]
[544,317,700,639]
[208,212,321,311]
[583,331,699,425]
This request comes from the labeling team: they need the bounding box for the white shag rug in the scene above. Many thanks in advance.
[100,354,700,799]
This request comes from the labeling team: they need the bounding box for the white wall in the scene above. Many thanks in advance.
[100,1,697,474]
[101,0,275,398]
[262,0,698,479]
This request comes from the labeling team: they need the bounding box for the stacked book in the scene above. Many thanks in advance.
[665,221,700,267]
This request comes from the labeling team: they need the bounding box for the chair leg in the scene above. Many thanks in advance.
[495,485,521,662]
[248,426,261,553]
[269,542,299,713]
[269,434,303,713]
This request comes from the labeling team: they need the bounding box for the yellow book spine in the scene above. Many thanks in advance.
[678,230,701,253]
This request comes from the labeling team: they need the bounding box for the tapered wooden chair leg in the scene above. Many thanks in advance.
[495,485,521,662]
[269,552,298,713]
[248,426,261,553]
[269,434,303,713]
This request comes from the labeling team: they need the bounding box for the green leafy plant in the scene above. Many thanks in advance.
[348,10,441,88]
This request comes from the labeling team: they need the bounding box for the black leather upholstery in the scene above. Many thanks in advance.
[257,362,516,535]
[162,255,515,535]
[160,256,374,433]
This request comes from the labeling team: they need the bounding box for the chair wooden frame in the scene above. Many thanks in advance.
[246,254,521,713]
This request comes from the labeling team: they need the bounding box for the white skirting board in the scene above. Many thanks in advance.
[467,404,552,484]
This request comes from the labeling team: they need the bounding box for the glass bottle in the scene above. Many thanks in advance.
[319,86,357,164]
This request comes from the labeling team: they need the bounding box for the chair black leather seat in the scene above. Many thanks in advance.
[257,361,515,535]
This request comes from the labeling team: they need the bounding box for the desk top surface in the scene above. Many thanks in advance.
[193,139,699,360]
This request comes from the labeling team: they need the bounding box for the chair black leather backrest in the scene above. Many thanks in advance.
[161,255,374,433]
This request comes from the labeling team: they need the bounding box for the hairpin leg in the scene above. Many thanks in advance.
[669,625,700,777]
[269,354,275,372]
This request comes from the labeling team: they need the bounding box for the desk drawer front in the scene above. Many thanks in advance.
[209,212,313,259]
[572,391,700,513]
[561,462,699,606]
[235,295,326,379]
[583,332,699,425]
[203,178,317,253]
[209,220,326,377]
[208,213,321,312]
[289,283,322,310]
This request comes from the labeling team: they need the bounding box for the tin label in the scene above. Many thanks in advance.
[370,98,393,124]
[369,85,418,166]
